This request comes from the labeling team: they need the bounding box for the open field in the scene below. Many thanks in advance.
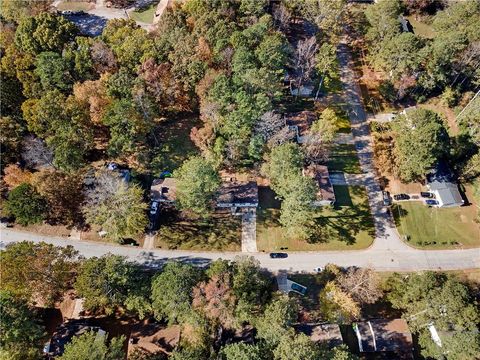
[327,144,363,174]
[392,188,480,249]
[155,210,241,251]
[130,2,157,24]
[257,185,374,251]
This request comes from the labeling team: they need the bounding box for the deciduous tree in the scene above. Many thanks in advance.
[336,267,383,305]
[319,281,360,323]
[256,295,298,345]
[4,183,46,226]
[58,331,125,360]
[2,164,33,190]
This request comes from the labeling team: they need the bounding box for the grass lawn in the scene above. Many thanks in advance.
[150,116,201,175]
[129,2,158,23]
[406,16,435,39]
[155,210,241,251]
[56,1,94,11]
[327,144,362,174]
[257,185,375,251]
[392,201,480,249]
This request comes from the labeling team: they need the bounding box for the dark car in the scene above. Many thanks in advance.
[421,192,434,198]
[425,199,438,206]
[269,252,288,259]
[393,193,410,201]
[382,191,392,206]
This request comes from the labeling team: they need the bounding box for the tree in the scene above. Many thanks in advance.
[74,255,148,315]
[315,43,338,99]
[311,108,340,143]
[387,272,480,359]
[0,241,79,305]
[2,164,32,189]
[0,0,52,23]
[292,36,318,93]
[392,109,449,182]
[319,281,360,323]
[0,291,45,360]
[4,183,46,226]
[254,111,285,142]
[0,116,23,167]
[336,267,383,306]
[221,343,264,360]
[83,171,148,242]
[34,51,72,91]
[15,13,77,54]
[365,0,402,45]
[20,135,54,169]
[151,262,201,324]
[303,0,346,36]
[274,333,321,360]
[460,152,480,181]
[256,295,298,345]
[174,156,220,215]
[58,331,125,360]
[325,345,359,360]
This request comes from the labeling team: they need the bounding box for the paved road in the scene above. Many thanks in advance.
[1,229,479,272]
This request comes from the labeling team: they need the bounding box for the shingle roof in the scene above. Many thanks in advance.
[216,181,258,206]
[303,165,335,203]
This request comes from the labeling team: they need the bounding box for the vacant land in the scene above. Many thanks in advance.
[392,192,480,249]
[130,2,157,24]
[327,144,363,174]
[155,210,241,251]
[257,185,374,251]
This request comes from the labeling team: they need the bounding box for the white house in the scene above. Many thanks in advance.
[427,180,464,208]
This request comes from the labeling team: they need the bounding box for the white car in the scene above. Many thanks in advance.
[150,201,159,215]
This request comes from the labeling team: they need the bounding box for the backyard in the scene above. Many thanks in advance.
[130,2,158,24]
[256,185,375,251]
[392,188,480,249]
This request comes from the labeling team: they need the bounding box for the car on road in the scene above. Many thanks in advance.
[421,192,434,198]
[425,199,438,206]
[393,193,410,201]
[150,201,159,215]
[314,267,323,273]
[382,191,392,206]
[269,252,288,259]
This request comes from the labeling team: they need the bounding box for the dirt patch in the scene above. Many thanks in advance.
[386,178,423,194]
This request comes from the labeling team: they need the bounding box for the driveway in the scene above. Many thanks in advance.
[241,208,257,253]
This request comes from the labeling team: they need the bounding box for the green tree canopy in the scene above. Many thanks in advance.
[392,108,449,181]
[274,333,321,360]
[58,331,125,360]
[151,262,202,324]
[34,51,72,91]
[174,156,220,215]
[221,343,264,360]
[4,183,46,226]
[0,291,45,360]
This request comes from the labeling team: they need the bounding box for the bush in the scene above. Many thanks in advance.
[4,183,46,225]
[441,87,458,107]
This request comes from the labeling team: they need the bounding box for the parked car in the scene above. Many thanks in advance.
[421,192,434,198]
[290,283,307,295]
[393,193,410,201]
[425,199,438,206]
[150,201,159,215]
[382,191,392,206]
[269,252,288,259]
[314,267,323,273]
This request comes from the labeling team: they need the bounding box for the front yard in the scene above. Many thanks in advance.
[392,187,480,248]
[327,144,363,174]
[256,185,375,251]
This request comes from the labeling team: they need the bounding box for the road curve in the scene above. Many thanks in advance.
[1,229,479,272]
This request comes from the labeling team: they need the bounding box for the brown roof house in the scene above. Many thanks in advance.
[295,323,344,349]
[353,319,414,359]
[150,178,177,203]
[285,111,317,144]
[216,180,259,214]
[303,165,336,206]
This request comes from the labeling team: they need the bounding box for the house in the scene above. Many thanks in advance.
[216,180,259,213]
[353,319,414,359]
[150,178,177,203]
[426,164,464,208]
[285,111,317,144]
[303,165,336,206]
[296,323,343,348]
[44,320,106,358]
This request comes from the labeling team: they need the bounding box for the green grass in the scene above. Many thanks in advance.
[392,202,480,249]
[150,116,201,174]
[155,211,241,251]
[406,16,435,39]
[327,144,362,174]
[56,1,93,11]
[257,185,375,251]
[130,2,157,24]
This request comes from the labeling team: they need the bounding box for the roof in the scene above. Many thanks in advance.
[46,320,105,357]
[285,111,317,138]
[303,165,335,203]
[150,178,177,202]
[295,323,343,348]
[427,180,463,206]
[355,319,413,357]
[216,181,258,206]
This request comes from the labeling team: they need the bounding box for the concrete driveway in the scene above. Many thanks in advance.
[241,208,257,253]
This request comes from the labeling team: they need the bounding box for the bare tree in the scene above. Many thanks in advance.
[83,169,124,208]
[273,4,292,32]
[21,135,54,170]
[303,134,330,163]
[293,36,318,95]
[336,267,383,305]
[90,40,117,74]
[254,111,285,141]
[267,126,296,148]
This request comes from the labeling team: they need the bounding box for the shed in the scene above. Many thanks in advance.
[150,178,177,203]
[303,165,336,206]
[353,319,413,358]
